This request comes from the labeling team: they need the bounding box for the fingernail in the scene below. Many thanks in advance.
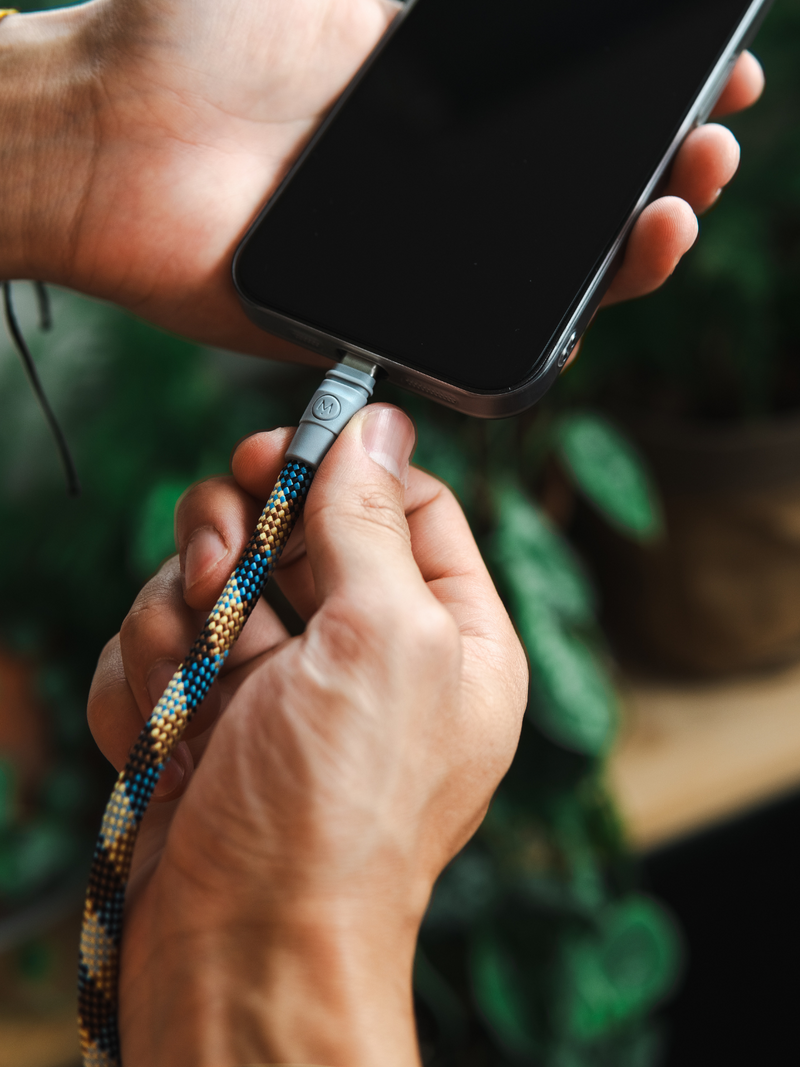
[184,526,227,591]
[153,741,191,799]
[360,406,416,484]
[147,659,180,710]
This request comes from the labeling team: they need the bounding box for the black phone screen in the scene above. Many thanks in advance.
[235,0,753,393]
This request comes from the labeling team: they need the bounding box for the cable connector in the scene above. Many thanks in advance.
[286,356,378,469]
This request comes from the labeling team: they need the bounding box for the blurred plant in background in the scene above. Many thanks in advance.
[2,0,797,1063]
[0,287,322,911]
[556,0,800,680]
[387,390,678,1065]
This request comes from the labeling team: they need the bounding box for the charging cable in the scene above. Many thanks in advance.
[77,356,379,1067]
[2,281,81,496]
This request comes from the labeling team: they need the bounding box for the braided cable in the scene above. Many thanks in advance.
[78,461,313,1067]
[77,357,376,1064]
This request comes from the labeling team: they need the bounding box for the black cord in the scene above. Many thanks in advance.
[2,281,81,497]
[34,281,52,332]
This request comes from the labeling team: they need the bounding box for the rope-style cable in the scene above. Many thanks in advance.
[78,461,313,1066]
[77,358,376,1066]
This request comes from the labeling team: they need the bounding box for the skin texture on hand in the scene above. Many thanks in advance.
[0,3,764,362]
[87,406,528,1067]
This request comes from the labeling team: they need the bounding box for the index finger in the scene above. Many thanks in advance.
[404,469,520,647]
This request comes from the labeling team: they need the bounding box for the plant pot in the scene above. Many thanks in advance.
[576,413,800,677]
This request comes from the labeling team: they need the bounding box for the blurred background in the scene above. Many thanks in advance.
[2,1,800,1065]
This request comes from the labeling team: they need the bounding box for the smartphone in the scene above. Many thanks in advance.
[233,0,773,418]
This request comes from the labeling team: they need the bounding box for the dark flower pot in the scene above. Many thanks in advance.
[581,414,800,677]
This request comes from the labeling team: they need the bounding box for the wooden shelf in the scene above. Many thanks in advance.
[608,661,800,851]
[0,1016,79,1067]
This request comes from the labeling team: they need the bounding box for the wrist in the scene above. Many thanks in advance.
[0,6,98,281]
[121,894,422,1067]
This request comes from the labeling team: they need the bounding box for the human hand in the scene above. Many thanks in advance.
[87,405,528,1067]
[1,4,763,359]
[601,50,766,306]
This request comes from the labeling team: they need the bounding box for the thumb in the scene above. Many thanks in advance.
[301,403,419,604]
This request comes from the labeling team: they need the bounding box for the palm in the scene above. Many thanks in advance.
[64,0,398,353]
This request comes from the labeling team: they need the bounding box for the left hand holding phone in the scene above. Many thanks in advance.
[0,1,763,361]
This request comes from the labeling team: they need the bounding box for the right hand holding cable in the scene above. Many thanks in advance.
[87,404,528,1067]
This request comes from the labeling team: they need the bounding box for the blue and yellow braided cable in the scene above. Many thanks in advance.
[78,360,376,1066]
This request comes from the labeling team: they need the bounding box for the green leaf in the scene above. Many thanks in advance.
[491,485,594,626]
[558,896,682,1042]
[425,848,497,929]
[470,930,538,1056]
[519,609,617,756]
[0,819,76,898]
[412,417,473,504]
[555,414,662,542]
[488,485,617,755]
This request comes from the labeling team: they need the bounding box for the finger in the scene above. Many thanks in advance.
[665,123,740,215]
[602,196,698,306]
[178,427,294,610]
[302,421,528,735]
[302,403,422,608]
[230,418,516,637]
[177,476,263,609]
[711,51,765,118]
[118,557,290,735]
[273,463,514,634]
[229,428,323,618]
[88,636,193,800]
[403,467,524,655]
[233,423,518,630]
[267,531,318,622]
[179,433,316,619]
[229,426,298,499]
[88,636,144,772]
[404,468,528,721]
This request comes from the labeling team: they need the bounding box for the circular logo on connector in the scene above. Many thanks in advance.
[313,394,341,421]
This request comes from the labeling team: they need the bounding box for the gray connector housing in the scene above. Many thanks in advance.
[285,362,377,469]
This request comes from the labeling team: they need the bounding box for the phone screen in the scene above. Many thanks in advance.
[235,0,753,393]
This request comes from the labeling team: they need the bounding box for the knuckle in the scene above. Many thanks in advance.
[419,471,458,509]
[315,599,370,663]
[176,475,235,513]
[411,600,460,661]
[316,592,458,675]
[87,636,124,725]
[120,569,178,650]
[174,476,239,541]
[384,597,461,679]
[322,485,409,543]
